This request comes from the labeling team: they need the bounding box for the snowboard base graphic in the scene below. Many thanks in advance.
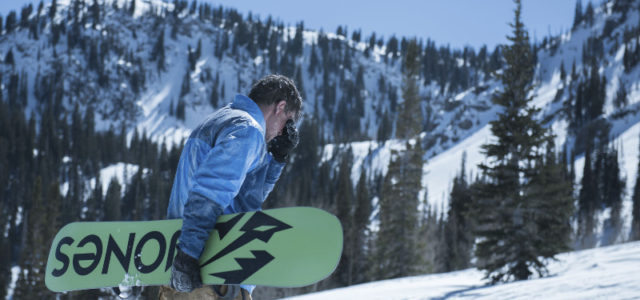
[45,207,343,292]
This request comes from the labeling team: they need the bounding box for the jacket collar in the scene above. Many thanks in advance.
[230,94,266,135]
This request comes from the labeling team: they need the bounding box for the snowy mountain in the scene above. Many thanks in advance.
[0,0,502,241]
[329,0,640,242]
[0,0,504,143]
[284,240,640,300]
[3,0,640,298]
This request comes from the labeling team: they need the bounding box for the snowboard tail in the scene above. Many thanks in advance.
[45,207,343,292]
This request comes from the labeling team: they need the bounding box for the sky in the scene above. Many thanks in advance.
[0,0,605,50]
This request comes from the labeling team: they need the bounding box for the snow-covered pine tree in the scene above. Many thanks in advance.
[472,0,573,283]
[374,39,424,280]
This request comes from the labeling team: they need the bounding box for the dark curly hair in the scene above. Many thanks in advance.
[248,74,302,121]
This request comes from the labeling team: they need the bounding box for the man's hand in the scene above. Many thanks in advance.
[170,247,202,293]
[268,119,299,163]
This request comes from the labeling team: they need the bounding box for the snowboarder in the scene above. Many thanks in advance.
[159,74,302,300]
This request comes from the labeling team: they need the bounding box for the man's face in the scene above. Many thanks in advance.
[265,101,296,142]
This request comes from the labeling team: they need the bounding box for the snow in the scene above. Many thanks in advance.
[6,266,20,300]
[13,207,22,229]
[9,0,633,236]
[118,273,142,298]
[323,2,640,244]
[88,163,141,197]
[285,241,640,300]
[3,1,640,296]
[573,119,640,244]
[423,125,493,211]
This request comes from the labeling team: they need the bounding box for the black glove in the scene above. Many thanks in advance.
[268,119,299,163]
[170,247,202,293]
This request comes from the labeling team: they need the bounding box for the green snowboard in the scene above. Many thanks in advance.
[45,207,343,292]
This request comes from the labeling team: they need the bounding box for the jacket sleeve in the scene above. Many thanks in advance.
[179,125,263,259]
[262,155,285,200]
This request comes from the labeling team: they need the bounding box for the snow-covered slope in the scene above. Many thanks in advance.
[3,0,632,243]
[285,241,640,300]
[329,0,640,241]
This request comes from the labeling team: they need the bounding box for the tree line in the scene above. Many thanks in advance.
[0,93,183,298]
[1,0,505,144]
[3,0,640,299]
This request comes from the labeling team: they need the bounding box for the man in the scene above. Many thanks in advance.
[159,74,302,300]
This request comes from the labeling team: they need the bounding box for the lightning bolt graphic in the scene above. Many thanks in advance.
[200,211,292,283]
[208,250,274,284]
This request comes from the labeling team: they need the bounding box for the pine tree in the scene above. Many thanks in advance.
[396,39,422,139]
[151,29,166,71]
[0,231,9,300]
[292,22,304,56]
[209,85,219,108]
[177,98,186,120]
[472,0,573,283]
[180,69,190,97]
[598,147,624,246]
[352,169,372,284]
[377,111,392,142]
[0,143,9,297]
[294,66,306,101]
[334,150,355,286]
[631,133,640,241]
[614,80,628,109]
[5,48,15,66]
[88,41,99,71]
[125,169,146,220]
[49,0,57,20]
[195,38,202,60]
[577,147,598,249]
[86,172,104,221]
[5,11,16,34]
[90,0,100,28]
[442,152,473,272]
[573,0,583,29]
[14,177,59,299]
[374,37,425,280]
[129,0,136,16]
[374,145,423,280]
[105,177,122,221]
[386,35,399,60]
[308,43,319,75]
[418,199,444,273]
[584,1,594,26]
[371,43,425,277]
[523,142,575,253]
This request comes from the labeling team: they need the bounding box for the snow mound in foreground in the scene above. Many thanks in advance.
[285,241,640,300]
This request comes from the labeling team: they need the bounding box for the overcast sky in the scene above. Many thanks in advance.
[0,0,605,50]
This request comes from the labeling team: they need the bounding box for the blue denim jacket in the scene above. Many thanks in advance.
[167,95,285,293]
